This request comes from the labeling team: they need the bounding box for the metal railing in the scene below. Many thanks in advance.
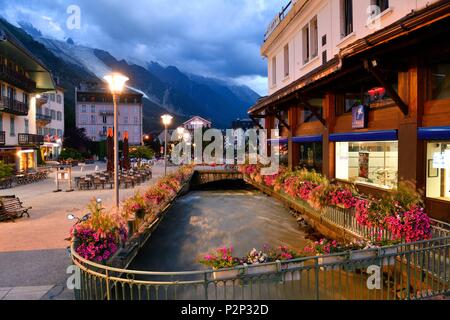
[36,113,52,123]
[264,1,293,42]
[72,237,449,300]
[0,65,36,92]
[18,133,44,146]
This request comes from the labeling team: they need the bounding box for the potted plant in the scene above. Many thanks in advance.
[347,241,378,261]
[243,247,279,275]
[199,246,241,280]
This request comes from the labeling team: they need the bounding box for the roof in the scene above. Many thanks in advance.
[0,19,55,92]
[183,116,212,126]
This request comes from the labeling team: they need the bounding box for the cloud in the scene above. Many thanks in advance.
[0,0,282,95]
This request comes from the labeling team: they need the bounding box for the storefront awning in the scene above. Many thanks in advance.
[329,130,398,142]
[292,135,323,143]
[418,126,450,141]
[268,138,288,144]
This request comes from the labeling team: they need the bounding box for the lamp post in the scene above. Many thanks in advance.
[104,73,129,209]
[161,114,173,176]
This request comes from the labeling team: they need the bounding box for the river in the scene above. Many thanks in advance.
[130,183,314,272]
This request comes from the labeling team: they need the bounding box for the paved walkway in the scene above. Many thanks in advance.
[0,162,176,300]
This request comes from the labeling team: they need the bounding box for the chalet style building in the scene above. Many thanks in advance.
[0,23,55,172]
[249,0,450,221]
[75,82,143,145]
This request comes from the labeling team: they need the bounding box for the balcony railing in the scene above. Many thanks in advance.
[0,65,36,93]
[36,113,53,125]
[36,95,49,107]
[99,110,114,116]
[0,131,5,146]
[0,96,29,115]
[264,1,292,42]
[18,133,44,146]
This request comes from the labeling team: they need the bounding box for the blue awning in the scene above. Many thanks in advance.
[292,135,323,143]
[268,138,288,144]
[418,126,450,140]
[329,130,398,142]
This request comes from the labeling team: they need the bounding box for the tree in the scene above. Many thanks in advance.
[130,146,154,160]
[0,161,14,180]
[63,127,92,153]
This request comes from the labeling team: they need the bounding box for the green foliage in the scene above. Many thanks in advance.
[37,150,45,166]
[59,148,83,161]
[130,146,154,160]
[0,161,14,180]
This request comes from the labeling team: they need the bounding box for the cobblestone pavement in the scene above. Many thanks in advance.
[0,163,175,300]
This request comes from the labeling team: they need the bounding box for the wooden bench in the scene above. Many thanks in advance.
[0,196,32,221]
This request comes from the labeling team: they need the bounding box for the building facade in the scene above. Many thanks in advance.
[0,24,55,172]
[249,0,450,221]
[183,116,212,130]
[37,86,65,160]
[75,82,143,145]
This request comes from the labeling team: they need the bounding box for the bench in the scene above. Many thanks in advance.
[0,196,32,221]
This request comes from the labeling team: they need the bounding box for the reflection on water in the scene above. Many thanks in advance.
[130,189,312,272]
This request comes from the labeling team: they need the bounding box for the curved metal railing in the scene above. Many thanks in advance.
[71,236,450,300]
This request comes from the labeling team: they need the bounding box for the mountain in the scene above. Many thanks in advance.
[5,19,260,132]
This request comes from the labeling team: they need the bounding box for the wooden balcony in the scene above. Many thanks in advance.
[0,131,5,146]
[18,133,44,146]
[36,95,49,107]
[0,96,28,115]
[0,65,36,93]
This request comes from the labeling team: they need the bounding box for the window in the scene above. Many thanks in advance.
[335,141,398,189]
[124,116,129,124]
[371,0,389,15]
[1,83,5,97]
[302,17,318,64]
[426,142,450,201]
[283,44,289,78]
[91,105,96,113]
[91,115,96,124]
[310,18,318,59]
[57,111,62,121]
[298,142,323,172]
[51,110,56,120]
[302,24,310,64]
[341,0,353,38]
[24,119,29,134]
[303,99,323,123]
[57,129,63,137]
[103,116,107,124]
[57,94,62,104]
[9,116,14,136]
[134,116,139,125]
[81,105,87,113]
[0,113,2,131]
[50,93,55,102]
[429,61,450,101]
[271,56,277,86]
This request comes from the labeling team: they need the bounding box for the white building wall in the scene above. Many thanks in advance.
[266,0,441,95]
[75,100,143,145]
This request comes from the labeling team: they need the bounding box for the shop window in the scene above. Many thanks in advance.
[426,142,450,201]
[298,142,322,172]
[428,62,450,101]
[335,141,398,189]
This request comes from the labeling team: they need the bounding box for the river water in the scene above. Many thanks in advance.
[130,186,313,272]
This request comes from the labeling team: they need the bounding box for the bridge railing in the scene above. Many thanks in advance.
[72,236,449,300]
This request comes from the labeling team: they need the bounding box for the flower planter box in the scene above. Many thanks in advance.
[350,250,377,261]
[379,247,398,266]
[244,263,279,276]
[318,255,346,271]
[282,262,304,281]
[212,269,240,281]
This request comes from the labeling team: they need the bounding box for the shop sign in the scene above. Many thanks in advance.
[352,105,369,129]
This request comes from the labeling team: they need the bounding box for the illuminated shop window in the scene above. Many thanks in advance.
[426,142,450,201]
[335,141,398,189]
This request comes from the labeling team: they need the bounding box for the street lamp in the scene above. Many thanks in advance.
[161,114,173,176]
[104,73,129,209]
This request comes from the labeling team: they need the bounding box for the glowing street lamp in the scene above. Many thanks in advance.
[104,73,129,209]
[161,114,173,176]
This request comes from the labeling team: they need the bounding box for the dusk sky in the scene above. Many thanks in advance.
[0,0,285,95]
